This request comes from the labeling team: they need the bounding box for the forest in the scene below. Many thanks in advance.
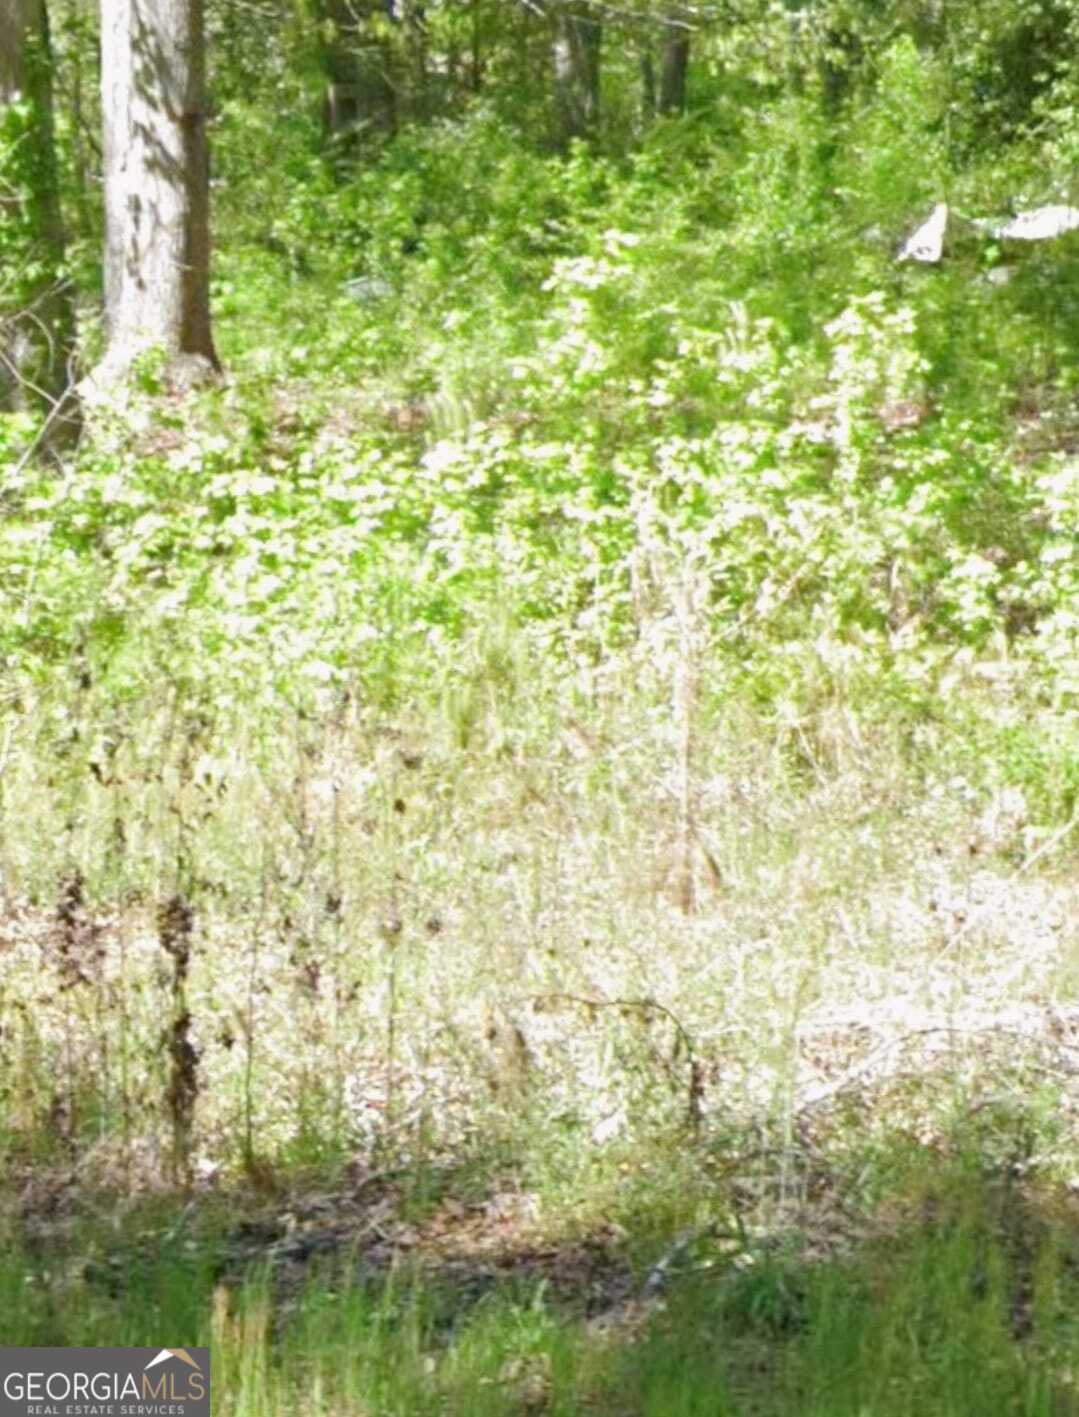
[3,1,1079,1412]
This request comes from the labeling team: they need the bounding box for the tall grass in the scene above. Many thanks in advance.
[4,1148,1077,1415]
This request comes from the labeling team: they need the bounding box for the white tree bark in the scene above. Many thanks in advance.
[98,0,218,380]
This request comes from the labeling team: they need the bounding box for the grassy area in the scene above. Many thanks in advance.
[3,628,1079,1178]
[3,620,1079,1410]
[6,1145,1079,1414]
[6,31,1079,1412]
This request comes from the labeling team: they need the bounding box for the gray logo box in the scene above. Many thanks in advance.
[0,1348,210,1417]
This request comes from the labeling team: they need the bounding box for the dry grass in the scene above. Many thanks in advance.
[1,631,1077,1203]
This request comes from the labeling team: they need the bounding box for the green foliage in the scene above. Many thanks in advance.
[8,64,1079,714]
[948,0,1079,149]
[0,81,69,402]
[0,97,47,298]
[7,0,1079,1340]
[847,34,947,219]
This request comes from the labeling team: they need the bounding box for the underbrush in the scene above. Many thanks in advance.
[1,618,1077,1179]
[3,48,1079,1413]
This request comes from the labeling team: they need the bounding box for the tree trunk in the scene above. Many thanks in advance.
[469,0,483,93]
[552,3,600,145]
[640,45,656,122]
[819,25,861,114]
[97,0,219,381]
[0,0,76,417]
[399,0,428,120]
[658,23,688,115]
[316,0,397,151]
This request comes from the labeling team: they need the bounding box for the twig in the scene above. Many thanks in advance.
[1013,808,1079,878]
[642,1220,722,1296]
[6,364,80,483]
[531,991,696,1065]
[528,991,702,1127]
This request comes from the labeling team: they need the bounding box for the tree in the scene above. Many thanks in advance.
[0,0,75,416]
[552,1,601,145]
[96,0,219,382]
[314,0,397,150]
[657,19,688,115]
[642,17,690,119]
